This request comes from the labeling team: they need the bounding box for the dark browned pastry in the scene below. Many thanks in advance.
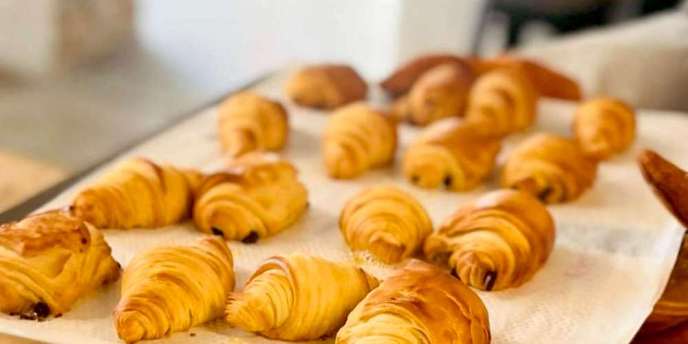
[472,55,582,100]
[285,64,368,109]
[380,53,473,97]
[638,150,688,228]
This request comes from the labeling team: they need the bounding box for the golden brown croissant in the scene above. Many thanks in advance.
[339,185,433,264]
[471,55,582,101]
[638,150,688,229]
[403,117,501,191]
[573,97,636,160]
[113,236,234,343]
[217,91,288,157]
[323,103,397,179]
[424,189,555,291]
[225,254,378,341]
[335,259,490,344]
[285,64,368,109]
[193,152,308,242]
[71,158,202,229]
[465,67,538,136]
[502,133,598,204]
[380,53,472,97]
[402,63,475,126]
[0,211,120,319]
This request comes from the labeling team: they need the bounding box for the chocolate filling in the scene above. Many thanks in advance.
[537,187,553,202]
[19,301,51,320]
[484,271,498,291]
[443,175,453,188]
[241,231,259,244]
[411,175,420,183]
[211,227,225,238]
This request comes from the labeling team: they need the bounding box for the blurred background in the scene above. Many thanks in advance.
[0,0,686,214]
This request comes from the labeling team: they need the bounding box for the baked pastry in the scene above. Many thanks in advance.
[113,236,234,342]
[339,185,433,263]
[193,152,308,242]
[335,259,490,343]
[0,211,120,319]
[465,67,538,136]
[638,150,688,231]
[402,63,475,126]
[225,254,378,341]
[380,53,471,97]
[217,91,288,157]
[71,158,202,229]
[322,103,397,179]
[573,97,636,160]
[472,55,582,101]
[285,64,367,109]
[403,117,501,191]
[502,133,598,203]
[424,189,555,291]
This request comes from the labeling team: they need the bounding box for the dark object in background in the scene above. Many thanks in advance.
[493,0,682,46]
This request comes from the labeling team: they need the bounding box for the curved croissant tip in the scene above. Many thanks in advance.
[114,310,147,343]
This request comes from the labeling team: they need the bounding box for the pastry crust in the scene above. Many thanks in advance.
[0,211,120,319]
[638,150,688,229]
[465,67,538,135]
[335,259,490,344]
[424,189,555,291]
[113,236,234,343]
[225,254,378,341]
[339,185,433,263]
[403,117,501,191]
[71,158,202,229]
[322,103,397,179]
[403,63,475,126]
[193,152,308,242]
[472,55,582,101]
[380,53,472,97]
[285,64,367,109]
[502,133,598,204]
[573,97,636,160]
[217,91,288,157]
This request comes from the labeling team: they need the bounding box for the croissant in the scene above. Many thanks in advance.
[502,133,598,204]
[465,67,538,136]
[322,103,397,179]
[403,117,501,191]
[573,97,636,160]
[285,64,368,109]
[339,185,433,263]
[638,150,688,229]
[193,152,308,242]
[424,189,555,291]
[380,53,472,97]
[402,63,475,126]
[0,211,120,319]
[217,91,288,157]
[71,158,202,229]
[113,236,234,343]
[335,259,490,344]
[225,254,378,341]
[471,55,582,100]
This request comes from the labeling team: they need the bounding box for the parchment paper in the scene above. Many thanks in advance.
[1,71,687,344]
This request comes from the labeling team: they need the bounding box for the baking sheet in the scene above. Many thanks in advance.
[1,71,687,344]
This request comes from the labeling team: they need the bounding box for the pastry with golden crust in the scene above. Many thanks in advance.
[322,103,397,179]
[193,152,308,243]
[0,211,120,320]
[339,185,432,263]
[335,259,490,344]
[380,53,472,97]
[71,158,202,229]
[113,236,234,343]
[217,91,288,157]
[573,97,636,160]
[225,254,378,341]
[424,189,555,291]
[285,64,367,109]
[502,133,598,203]
[403,117,501,191]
